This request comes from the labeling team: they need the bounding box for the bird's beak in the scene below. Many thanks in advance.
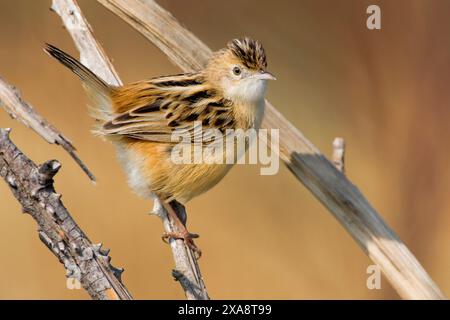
[256,71,277,81]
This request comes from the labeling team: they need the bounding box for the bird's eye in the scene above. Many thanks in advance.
[232,66,242,76]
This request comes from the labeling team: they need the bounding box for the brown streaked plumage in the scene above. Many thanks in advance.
[44,38,275,255]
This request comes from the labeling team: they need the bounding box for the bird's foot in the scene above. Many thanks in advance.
[162,230,202,259]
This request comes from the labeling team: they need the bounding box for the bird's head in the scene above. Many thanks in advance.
[206,38,276,103]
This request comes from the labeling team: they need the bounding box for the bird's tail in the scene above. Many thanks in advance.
[44,43,114,131]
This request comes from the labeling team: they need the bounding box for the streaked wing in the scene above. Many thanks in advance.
[103,73,235,144]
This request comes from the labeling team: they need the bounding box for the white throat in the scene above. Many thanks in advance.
[225,78,267,104]
[223,78,267,129]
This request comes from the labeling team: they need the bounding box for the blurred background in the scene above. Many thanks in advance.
[1,0,450,299]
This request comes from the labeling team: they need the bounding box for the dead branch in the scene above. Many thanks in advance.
[0,128,131,300]
[0,76,95,182]
[332,137,345,173]
[96,0,445,299]
[51,0,208,300]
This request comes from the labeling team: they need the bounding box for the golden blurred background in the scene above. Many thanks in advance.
[1,0,450,299]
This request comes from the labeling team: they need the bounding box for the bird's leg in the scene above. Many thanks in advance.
[161,200,201,258]
[170,200,188,226]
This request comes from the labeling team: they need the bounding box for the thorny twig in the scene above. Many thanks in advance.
[0,128,131,300]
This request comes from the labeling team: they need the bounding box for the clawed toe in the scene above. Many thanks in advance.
[161,231,202,259]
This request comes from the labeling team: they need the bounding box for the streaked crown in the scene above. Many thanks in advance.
[227,38,267,71]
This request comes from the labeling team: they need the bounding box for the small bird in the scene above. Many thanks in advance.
[45,38,275,256]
